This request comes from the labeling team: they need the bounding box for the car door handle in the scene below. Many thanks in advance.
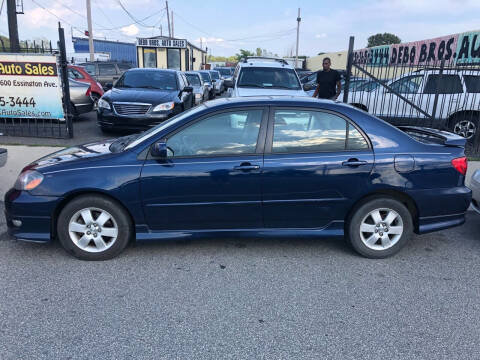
[234,163,260,171]
[342,159,368,167]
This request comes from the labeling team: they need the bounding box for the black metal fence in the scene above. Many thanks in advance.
[344,37,480,156]
[0,25,73,139]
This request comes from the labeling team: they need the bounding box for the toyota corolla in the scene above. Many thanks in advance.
[5,97,471,260]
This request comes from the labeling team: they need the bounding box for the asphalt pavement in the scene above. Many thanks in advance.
[1,201,480,359]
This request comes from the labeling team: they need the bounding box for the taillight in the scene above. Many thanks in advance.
[86,86,91,97]
[451,157,468,176]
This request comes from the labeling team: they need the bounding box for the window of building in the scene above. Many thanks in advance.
[143,48,157,68]
[167,48,181,70]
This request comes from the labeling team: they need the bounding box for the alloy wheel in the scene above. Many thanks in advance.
[453,120,476,139]
[68,207,118,253]
[359,208,404,250]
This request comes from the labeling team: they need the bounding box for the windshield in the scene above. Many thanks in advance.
[237,67,301,89]
[186,74,201,86]
[124,105,208,150]
[115,71,178,90]
[216,68,231,76]
[209,71,220,80]
[199,72,211,82]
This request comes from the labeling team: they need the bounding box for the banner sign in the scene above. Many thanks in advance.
[136,38,187,49]
[353,30,480,66]
[0,54,64,120]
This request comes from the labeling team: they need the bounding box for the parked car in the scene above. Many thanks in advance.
[68,65,104,109]
[227,57,308,97]
[78,61,133,88]
[345,69,480,141]
[68,79,94,118]
[0,148,6,167]
[97,68,193,132]
[471,170,480,214]
[209,70,224,95]
[215,67,233,82]
[4,96,471,260]
[197,70,215,100]
[185,71,209,105]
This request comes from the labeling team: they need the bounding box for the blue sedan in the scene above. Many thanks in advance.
[4,97,472,260]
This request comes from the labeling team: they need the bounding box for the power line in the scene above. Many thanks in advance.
[115,0,162,29]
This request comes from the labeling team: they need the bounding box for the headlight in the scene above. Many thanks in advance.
[195,93,202,100]
[98,98,111,110]
[153,102,175,112]
[14,170,44,191]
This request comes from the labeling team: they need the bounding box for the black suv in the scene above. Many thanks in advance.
[79,61,133,88]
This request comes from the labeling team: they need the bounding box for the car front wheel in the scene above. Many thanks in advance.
[347,197,413,258]
[57,195,132,260]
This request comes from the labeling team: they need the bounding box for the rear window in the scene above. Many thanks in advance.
[98,64,117,76]
[423,74,463,94]
[464,75,480,93]
[117,63,132,71]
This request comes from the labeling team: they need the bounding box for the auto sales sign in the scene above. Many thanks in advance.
[353,30,480,66]
[0,54,64,120]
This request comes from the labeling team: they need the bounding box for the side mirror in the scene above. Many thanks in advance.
[184,86,193,93]
[151,141,167,159]
[303,83,313,91]
[212,79,216,83]
[104,83,113,90]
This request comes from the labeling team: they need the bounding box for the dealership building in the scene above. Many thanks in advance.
[136,36,207,71]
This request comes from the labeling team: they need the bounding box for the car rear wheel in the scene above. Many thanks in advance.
[347,198,413,258]
[450,115,478,141]
[57,195,132,260]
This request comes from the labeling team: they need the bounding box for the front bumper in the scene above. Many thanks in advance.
[4,188,60,243]
[97,108,175,131]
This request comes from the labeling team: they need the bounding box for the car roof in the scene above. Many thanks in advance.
[184,71,201,76]
[202,95,337,108]
[126,68,178,74]
[237,61,295,69]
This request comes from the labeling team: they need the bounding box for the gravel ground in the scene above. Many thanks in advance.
[1,201,480,359]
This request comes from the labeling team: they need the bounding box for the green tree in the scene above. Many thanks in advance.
[235,49,255,61]
[367,33,401,47]
[255,47,262,56]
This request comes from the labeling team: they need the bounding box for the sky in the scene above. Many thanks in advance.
[0,0,479,57]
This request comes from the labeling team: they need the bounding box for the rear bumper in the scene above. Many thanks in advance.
[408,186,472,234]
[4,189,60,243]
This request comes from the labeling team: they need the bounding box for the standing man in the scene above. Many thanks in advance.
[312,57,341,100]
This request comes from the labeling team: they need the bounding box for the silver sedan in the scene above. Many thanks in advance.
[471,170,480,214]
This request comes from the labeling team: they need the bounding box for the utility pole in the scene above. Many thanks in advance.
[160,25,162,36]
[295,7,301,69]
[165,1,171,37]
[7,0,20,52]
[86,0,94,61]
[171,10,174,38]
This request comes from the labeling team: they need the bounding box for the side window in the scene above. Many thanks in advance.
[181,74,189,88]
[389,75,423,94]
[69,68,84,79]
[272,110,368,153]
[463,75,480,93]
[178,74,186,88]
[167,110,263,157]
[98,64,117,76]
[117,63,131,72]
[423,74,463,94]
[84,64,96,76]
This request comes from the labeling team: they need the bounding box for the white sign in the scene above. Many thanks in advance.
[137,38,187,49]
[0,54,64,120]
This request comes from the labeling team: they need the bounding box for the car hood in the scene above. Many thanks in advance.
[27,140,115,170]
[234,87,308,97]
[105,87,178,104]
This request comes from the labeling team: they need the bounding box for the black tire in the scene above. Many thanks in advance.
[91,93,101,110]
[347,197,413,259]
[57,195,132,260]
[449,114,478,142]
